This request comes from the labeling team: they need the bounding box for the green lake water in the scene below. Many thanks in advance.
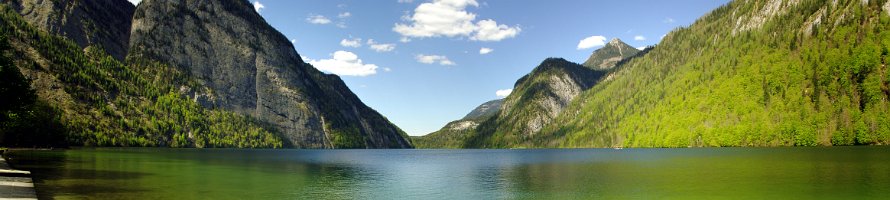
[5,147,890,199]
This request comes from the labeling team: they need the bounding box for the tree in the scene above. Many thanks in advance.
[0,36,35,115]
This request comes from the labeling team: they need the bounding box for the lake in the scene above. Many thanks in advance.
[5,147,890,199]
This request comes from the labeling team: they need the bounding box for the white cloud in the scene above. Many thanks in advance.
[663,17,675,24]
[307,15,332,24]
[393,0,520,42]
[253,1,265,13]
[415,54,455,65]
[370,44,396,52]
[128,0,141,5]
[479,47,493,54]
[307,51,379,76]
[577,35,607,50]
[636,46,646,50]
[367,39,396,52]
[340,38,362,48]
[634,35,646,41]
[383,67,392,72]
[495,89,512,98]
[397,0,414,3]
[471,19,520,41]
[338,12,352,18]
[399,37,412,43]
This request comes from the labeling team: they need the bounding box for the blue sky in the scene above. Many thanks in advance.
[130,0,730,136]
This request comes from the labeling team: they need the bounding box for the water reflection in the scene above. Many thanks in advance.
[6,150,152,199]
[5,147,890,199]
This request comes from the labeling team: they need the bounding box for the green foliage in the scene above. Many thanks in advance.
[545,0,890,148]
[415,99,504,149]
[0,5,283,148]
[460,58,610,148]
[413,122,481,149]
[0,36,35,113]
[453,0,890,148]
[330,127,365,149]
[1,100,67,147]
[0,36,66,147]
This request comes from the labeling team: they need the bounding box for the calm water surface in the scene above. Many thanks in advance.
[6,147,890,199]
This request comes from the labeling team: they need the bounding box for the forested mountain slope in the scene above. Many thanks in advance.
[539,0,890,148]
[0,0,413,148]
[0,4,283,147]
[440,0,890,148]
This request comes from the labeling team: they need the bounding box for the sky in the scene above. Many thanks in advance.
[128,0,730,136]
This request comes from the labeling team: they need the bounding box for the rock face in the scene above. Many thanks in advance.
[488,58,607,138]
[425,40,644,148]
[582,38,639,70]
[129,0,411,148]
[2,0,135,60]
[426,58,612,148]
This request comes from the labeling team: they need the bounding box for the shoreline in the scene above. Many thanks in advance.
[0,151,37,200]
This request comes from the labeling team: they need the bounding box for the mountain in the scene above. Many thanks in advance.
[582,38,641,70]
[2,0,135,60]
[129,0,411,148]
[418,40,645,148]
[427,0,890,148]
[0,1,287,148]
[480,0,890,148]
[462,99,504,121]
[463,58,611,148]
[413,99,503,148]
[0,0,412,148]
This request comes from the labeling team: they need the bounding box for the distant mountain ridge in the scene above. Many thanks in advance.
[462,99,504,121]
[413,99,504,148]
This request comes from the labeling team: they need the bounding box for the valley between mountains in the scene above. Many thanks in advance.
[2,0,890,149]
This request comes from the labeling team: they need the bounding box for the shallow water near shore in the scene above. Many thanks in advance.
[5,147,890,199]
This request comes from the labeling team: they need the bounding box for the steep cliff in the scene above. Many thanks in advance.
[0,3,285,148]
[128,0,411,148]
[2,0,134,60]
